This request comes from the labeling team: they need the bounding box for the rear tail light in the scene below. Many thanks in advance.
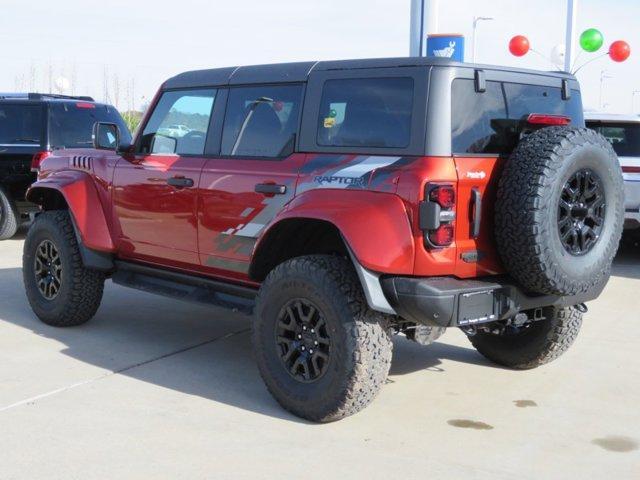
[420,184,456,248]
[527,113,571,126]
[428,185,456,208]
[76,102,96,109]
[622,165,640,173]
[428,224,455,247]
[31,151,51,172]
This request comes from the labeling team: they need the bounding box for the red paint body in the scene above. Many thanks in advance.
[28,147,506,285]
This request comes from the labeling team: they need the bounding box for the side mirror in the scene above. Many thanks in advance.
[93,122,120,150]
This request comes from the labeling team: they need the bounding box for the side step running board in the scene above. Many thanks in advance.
[112,261,257,314]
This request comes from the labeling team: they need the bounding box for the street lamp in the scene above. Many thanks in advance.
[472,16,494,63]
[632,90,640,114]
[599,70,613,110]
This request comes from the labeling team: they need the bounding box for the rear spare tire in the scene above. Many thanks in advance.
[495,127,624,296]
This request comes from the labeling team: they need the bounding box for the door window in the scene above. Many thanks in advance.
[220,84,303,158]
[139,89,216,155]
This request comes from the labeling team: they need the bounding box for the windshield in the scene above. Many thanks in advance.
[0,104,44,146]
[48,102,132,149]
[587,122,640,157]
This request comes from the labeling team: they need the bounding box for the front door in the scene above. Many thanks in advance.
[112,88,217,267]
[198,84,305,282]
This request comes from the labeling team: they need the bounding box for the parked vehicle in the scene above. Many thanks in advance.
[21,58,624,422]
[585,113,640,232]
[0,93,131,239]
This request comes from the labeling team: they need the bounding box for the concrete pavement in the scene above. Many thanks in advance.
[1,231,639,479]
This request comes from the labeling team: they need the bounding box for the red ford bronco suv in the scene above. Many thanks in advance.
[22,58,624,422]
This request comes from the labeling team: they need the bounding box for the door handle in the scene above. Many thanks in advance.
[470,187,482,239]
[255,183,286,195]
[167,176,194,188]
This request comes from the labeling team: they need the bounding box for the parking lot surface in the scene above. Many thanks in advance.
[1,232,639,479]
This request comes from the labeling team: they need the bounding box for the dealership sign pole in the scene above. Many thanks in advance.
[564,0,578,72]
[410,0,439,56]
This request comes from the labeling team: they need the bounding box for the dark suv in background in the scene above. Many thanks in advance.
[0,93,131,239]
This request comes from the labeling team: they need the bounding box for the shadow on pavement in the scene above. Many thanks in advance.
[0,266,490,421]
[390,337,495,376]
[611,233,640,280]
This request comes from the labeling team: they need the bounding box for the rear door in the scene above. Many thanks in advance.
[449,75,584,277]
[112,88,217,266]
[198,84,305,281]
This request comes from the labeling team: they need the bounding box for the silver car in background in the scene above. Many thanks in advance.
[586,113,640,231]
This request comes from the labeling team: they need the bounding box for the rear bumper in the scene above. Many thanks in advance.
[381,275,607,328]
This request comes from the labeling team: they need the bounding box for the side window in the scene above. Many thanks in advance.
[139,89,216,155]
[451,79,506,154]
[0,104,43,146]
[220,84,303,158]
[317,77,414,148]
[591,123,640,157]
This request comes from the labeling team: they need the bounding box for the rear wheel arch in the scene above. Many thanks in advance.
[249,218,349,282]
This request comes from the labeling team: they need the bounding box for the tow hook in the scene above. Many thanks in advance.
[461,325,477,336]
[575,303,588,313]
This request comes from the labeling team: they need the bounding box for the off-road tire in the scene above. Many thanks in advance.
[253,255,393,422]
[406,325,446,346]
[495,127,624,296]
[0,187,19,240]
[468,306,583,369]
[23,210,105,327]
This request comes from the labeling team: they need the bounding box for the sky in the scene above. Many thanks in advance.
[0,0,637,113]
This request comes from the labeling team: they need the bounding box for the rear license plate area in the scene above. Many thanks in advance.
[457,289,498,326]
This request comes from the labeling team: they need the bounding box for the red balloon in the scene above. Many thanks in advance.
[609,40,630,62]
[509,35,530,57]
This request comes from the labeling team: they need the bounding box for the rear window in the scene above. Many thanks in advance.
[0,104,43,146]
[587,122,640,157]
[49,102,131,149]
[317,77,414,148]
[452,79,583,154]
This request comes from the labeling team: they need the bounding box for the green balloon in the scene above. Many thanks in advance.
[580,28,604,52]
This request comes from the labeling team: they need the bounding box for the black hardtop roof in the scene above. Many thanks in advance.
[0,93,96,103]
[163,57,578,89]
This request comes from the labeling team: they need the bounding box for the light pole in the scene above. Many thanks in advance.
[472,16,494,63]
[599,70,613,110]
[632,90,640,114]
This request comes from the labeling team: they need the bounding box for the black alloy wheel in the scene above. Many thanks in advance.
[558,168,606,256]
[34,239,63,299]
[276,299,331,383]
